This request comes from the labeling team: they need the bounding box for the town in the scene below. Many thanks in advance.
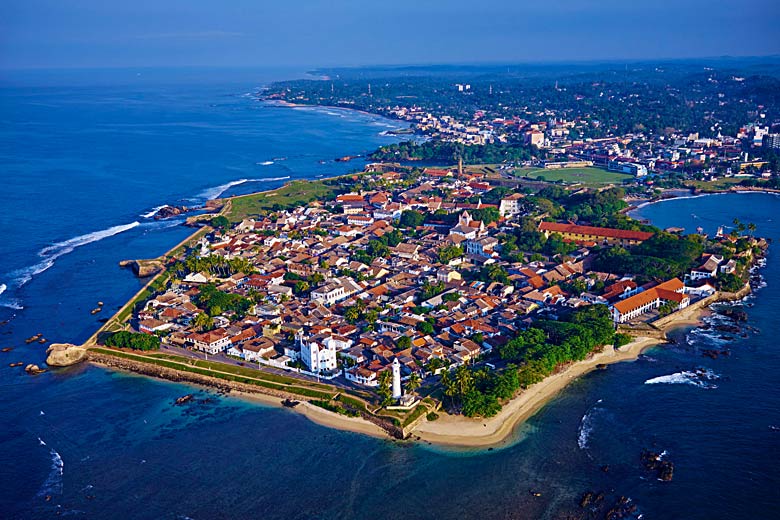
[265,62,780,189]
[98,161,766,426]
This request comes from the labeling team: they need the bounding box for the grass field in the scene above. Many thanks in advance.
[684,178,744,191]
[226,179,338,221]
[513,167,633,185]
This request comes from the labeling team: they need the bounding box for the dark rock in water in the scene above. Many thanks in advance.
[701,349,728,359]
[579,491,595,508]
[601,464,610,473]
[721,308,748,322]
[281,398,300,408]
[154,205,190,220]
[605,496,636,519]
[595,363,608,370]
[715,324,741,334]
[174,394,194,405]
[641,449,674,482]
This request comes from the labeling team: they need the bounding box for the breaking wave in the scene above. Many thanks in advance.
[196,176,291,200]
[140,205,170,218]
[577,399,604,450]
[8,222,140,289]
[645,368,720,389]
[36,438,64,497]
[256,161,274,166]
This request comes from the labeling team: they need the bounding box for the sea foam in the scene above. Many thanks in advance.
[9,221,140,288]
[577,399,604,450]
[36,439,64,497]
[196,176,291,201]
[645,369,720,389]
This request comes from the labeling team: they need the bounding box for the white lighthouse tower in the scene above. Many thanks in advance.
[391,358,402,400]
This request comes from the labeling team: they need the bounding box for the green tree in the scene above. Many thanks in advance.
[406,372,421,395]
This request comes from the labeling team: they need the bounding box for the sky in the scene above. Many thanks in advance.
[1,0,779,69]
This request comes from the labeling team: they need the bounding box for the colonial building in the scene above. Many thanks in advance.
[610,278,689,323]
[539,222,654,247]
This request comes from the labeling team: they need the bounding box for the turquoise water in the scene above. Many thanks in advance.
[1,71,779,519]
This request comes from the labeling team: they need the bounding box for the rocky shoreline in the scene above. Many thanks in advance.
[86,350,404,440]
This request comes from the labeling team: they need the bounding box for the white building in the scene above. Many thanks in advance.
[188,329,231,355]
[310,277,363,306]
[300,339,338,373]
[498,193,525,217]
[392,358,402,399]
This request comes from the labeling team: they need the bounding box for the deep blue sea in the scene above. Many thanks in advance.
[1,70,779,519]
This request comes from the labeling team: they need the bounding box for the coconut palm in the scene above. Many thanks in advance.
[406,372,421,395]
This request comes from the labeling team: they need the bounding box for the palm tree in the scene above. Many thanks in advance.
[454,365,474,397]
[439,371,456,405]
[406,372,421,395]
[377,370,392,405]
[748,222,757,237]
[192,312,213,332]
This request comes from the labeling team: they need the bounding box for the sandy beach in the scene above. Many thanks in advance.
[233,390,389,439]
[414,336,663,448]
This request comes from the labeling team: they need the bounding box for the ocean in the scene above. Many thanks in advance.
[1,70,778,519]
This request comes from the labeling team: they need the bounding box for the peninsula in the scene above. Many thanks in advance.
[66,159,765,447]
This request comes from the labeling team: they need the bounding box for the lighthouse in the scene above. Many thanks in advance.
[391,358,402,399]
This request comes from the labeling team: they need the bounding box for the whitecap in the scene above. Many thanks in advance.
[140,205,170,218]
[0,283,5,296]
[196,177,291,200]
[577,400,604,450]
[645,369,719,389]
[37,441,64,497]
[9,222,140,289]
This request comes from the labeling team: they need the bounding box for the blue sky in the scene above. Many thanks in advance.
[2,0,779,69]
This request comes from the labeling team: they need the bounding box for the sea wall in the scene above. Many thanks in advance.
[652,293,719,329]
[86,349,404,439]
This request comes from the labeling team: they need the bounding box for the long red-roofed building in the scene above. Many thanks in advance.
[539,222,654,246]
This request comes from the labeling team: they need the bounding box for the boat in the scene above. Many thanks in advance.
[91,307,102,315]
[1,347,12,352]
[38,338,47,344]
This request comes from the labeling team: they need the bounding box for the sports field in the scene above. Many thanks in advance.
[513,166,633,185]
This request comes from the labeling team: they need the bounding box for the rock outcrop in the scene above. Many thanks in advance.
[25,364,47,375]
[154,205,189,220]
[119,259,164,278]
[45,343,88,367]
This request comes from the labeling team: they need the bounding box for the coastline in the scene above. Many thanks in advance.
[414,337,663,449]
[231,390,390,440]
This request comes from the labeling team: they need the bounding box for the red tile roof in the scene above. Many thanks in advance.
[539,222,654,242]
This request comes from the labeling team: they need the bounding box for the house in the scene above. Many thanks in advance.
[689,254,723,281]
[610,278,690,323]
[310,277,362,306]
[345,366,379,387]
[138,318,172,334]
[498,193,525,217]
[465,236,498,257]
[188,328,231,355]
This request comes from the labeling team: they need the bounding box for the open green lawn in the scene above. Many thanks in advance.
[684,178,743,191]
[226,180,338,221]
[513,167,633,185]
